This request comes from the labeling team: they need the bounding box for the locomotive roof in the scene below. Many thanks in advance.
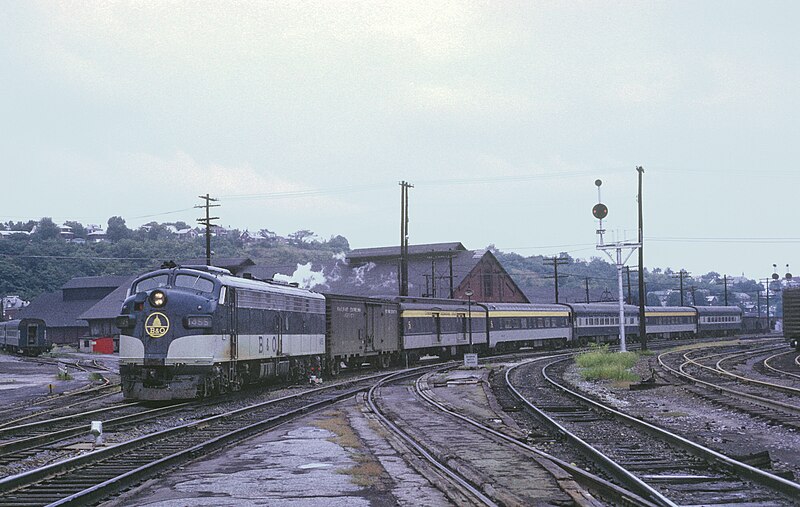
[165,267,326,300]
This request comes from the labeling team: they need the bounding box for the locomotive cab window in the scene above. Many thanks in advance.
[175,274,214,294]
[133,274,169,294]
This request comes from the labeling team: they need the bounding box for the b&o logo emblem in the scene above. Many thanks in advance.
[145,312,170,338]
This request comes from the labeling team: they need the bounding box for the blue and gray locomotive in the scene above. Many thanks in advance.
[117,265,326,400]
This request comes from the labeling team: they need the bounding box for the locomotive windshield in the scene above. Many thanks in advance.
[175,274,215,294]
[132,274,169,294]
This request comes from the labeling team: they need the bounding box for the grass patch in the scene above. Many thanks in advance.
[659,411,688,418]
[56,371,73,381]
[314,410,388,489]
[89,372,104,381]
[576,345,640,382]
[315,410,362,448]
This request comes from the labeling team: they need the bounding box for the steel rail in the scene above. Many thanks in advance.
[665,351,800,415]
[506,355,678,507]
[0,402,190,457]
[526,353,800,500]
[763,350,800,381]
[0,370,402,505]
[415,366,657,507]
[366,367,498,507]
[710,347,800,395]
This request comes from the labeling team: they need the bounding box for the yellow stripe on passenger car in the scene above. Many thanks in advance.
[401,310,486,318]
[488,311,569,318]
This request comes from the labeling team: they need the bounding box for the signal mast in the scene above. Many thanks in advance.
[594,179,640,352]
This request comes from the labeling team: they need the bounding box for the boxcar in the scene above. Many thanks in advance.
[325,294,400,373]
[782,287,800,349]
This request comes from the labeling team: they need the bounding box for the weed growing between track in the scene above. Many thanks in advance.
[575,345,639,382]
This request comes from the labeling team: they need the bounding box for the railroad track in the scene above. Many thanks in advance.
[0,401,190,470]
[658,343,800,429]
[0,370,409,507]
[0,357,121,429]
[366,361,662,506]
[506,355,800,507]
[763,349,800,382]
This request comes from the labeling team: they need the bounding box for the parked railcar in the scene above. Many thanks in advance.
[567,303,639,345]
[117,265,326,400]
[484,303,571,350]
[644,306,697,339]
[398,297,488,362]
[325,294,400,374]
[0,318,48,355]
[694,305,743,337]
[781,286,800,350]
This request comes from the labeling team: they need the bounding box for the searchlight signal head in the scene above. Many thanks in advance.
[592,203,608,220]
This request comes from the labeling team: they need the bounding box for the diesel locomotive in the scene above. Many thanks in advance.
[117,264,745,401]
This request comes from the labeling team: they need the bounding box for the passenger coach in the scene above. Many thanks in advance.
[0,318,48,355]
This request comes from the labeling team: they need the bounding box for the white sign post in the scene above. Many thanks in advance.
[464,353,478,368]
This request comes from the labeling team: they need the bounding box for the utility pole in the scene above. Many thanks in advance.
[723,275,729,306]
[636,166,647,350]
[544,256,569,303]
[671,270,690,306]
[585,277,590,303]
[449,253,454,298]
[196,194,220,266]
[399,181,413,296]
[690,285,697,306]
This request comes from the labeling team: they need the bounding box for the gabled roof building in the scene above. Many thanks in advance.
[18,275,131,345]
[323,242,528,303]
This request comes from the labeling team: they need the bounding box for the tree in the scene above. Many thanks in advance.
[33,217,60,240]
[327,235,350,251]
[107,216,131,241]
[64,221,86,239]
[289,230,316,246]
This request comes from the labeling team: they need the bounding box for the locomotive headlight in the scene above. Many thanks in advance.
[184,315,213,329]
[150,290,167,308]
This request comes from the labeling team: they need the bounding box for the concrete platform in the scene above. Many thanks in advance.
[102,399,451,506]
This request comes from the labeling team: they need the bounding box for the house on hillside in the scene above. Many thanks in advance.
[18,275,131,345]
[2,295,29,321]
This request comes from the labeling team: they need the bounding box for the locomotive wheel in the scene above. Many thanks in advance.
[380,354,391,369]
[329,359,341,377]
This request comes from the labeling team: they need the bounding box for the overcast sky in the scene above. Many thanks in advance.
[2,1,799,280]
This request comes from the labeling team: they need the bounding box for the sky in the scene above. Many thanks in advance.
[1,1,799,281]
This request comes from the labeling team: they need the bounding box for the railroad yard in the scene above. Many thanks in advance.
[0,336,798,506]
